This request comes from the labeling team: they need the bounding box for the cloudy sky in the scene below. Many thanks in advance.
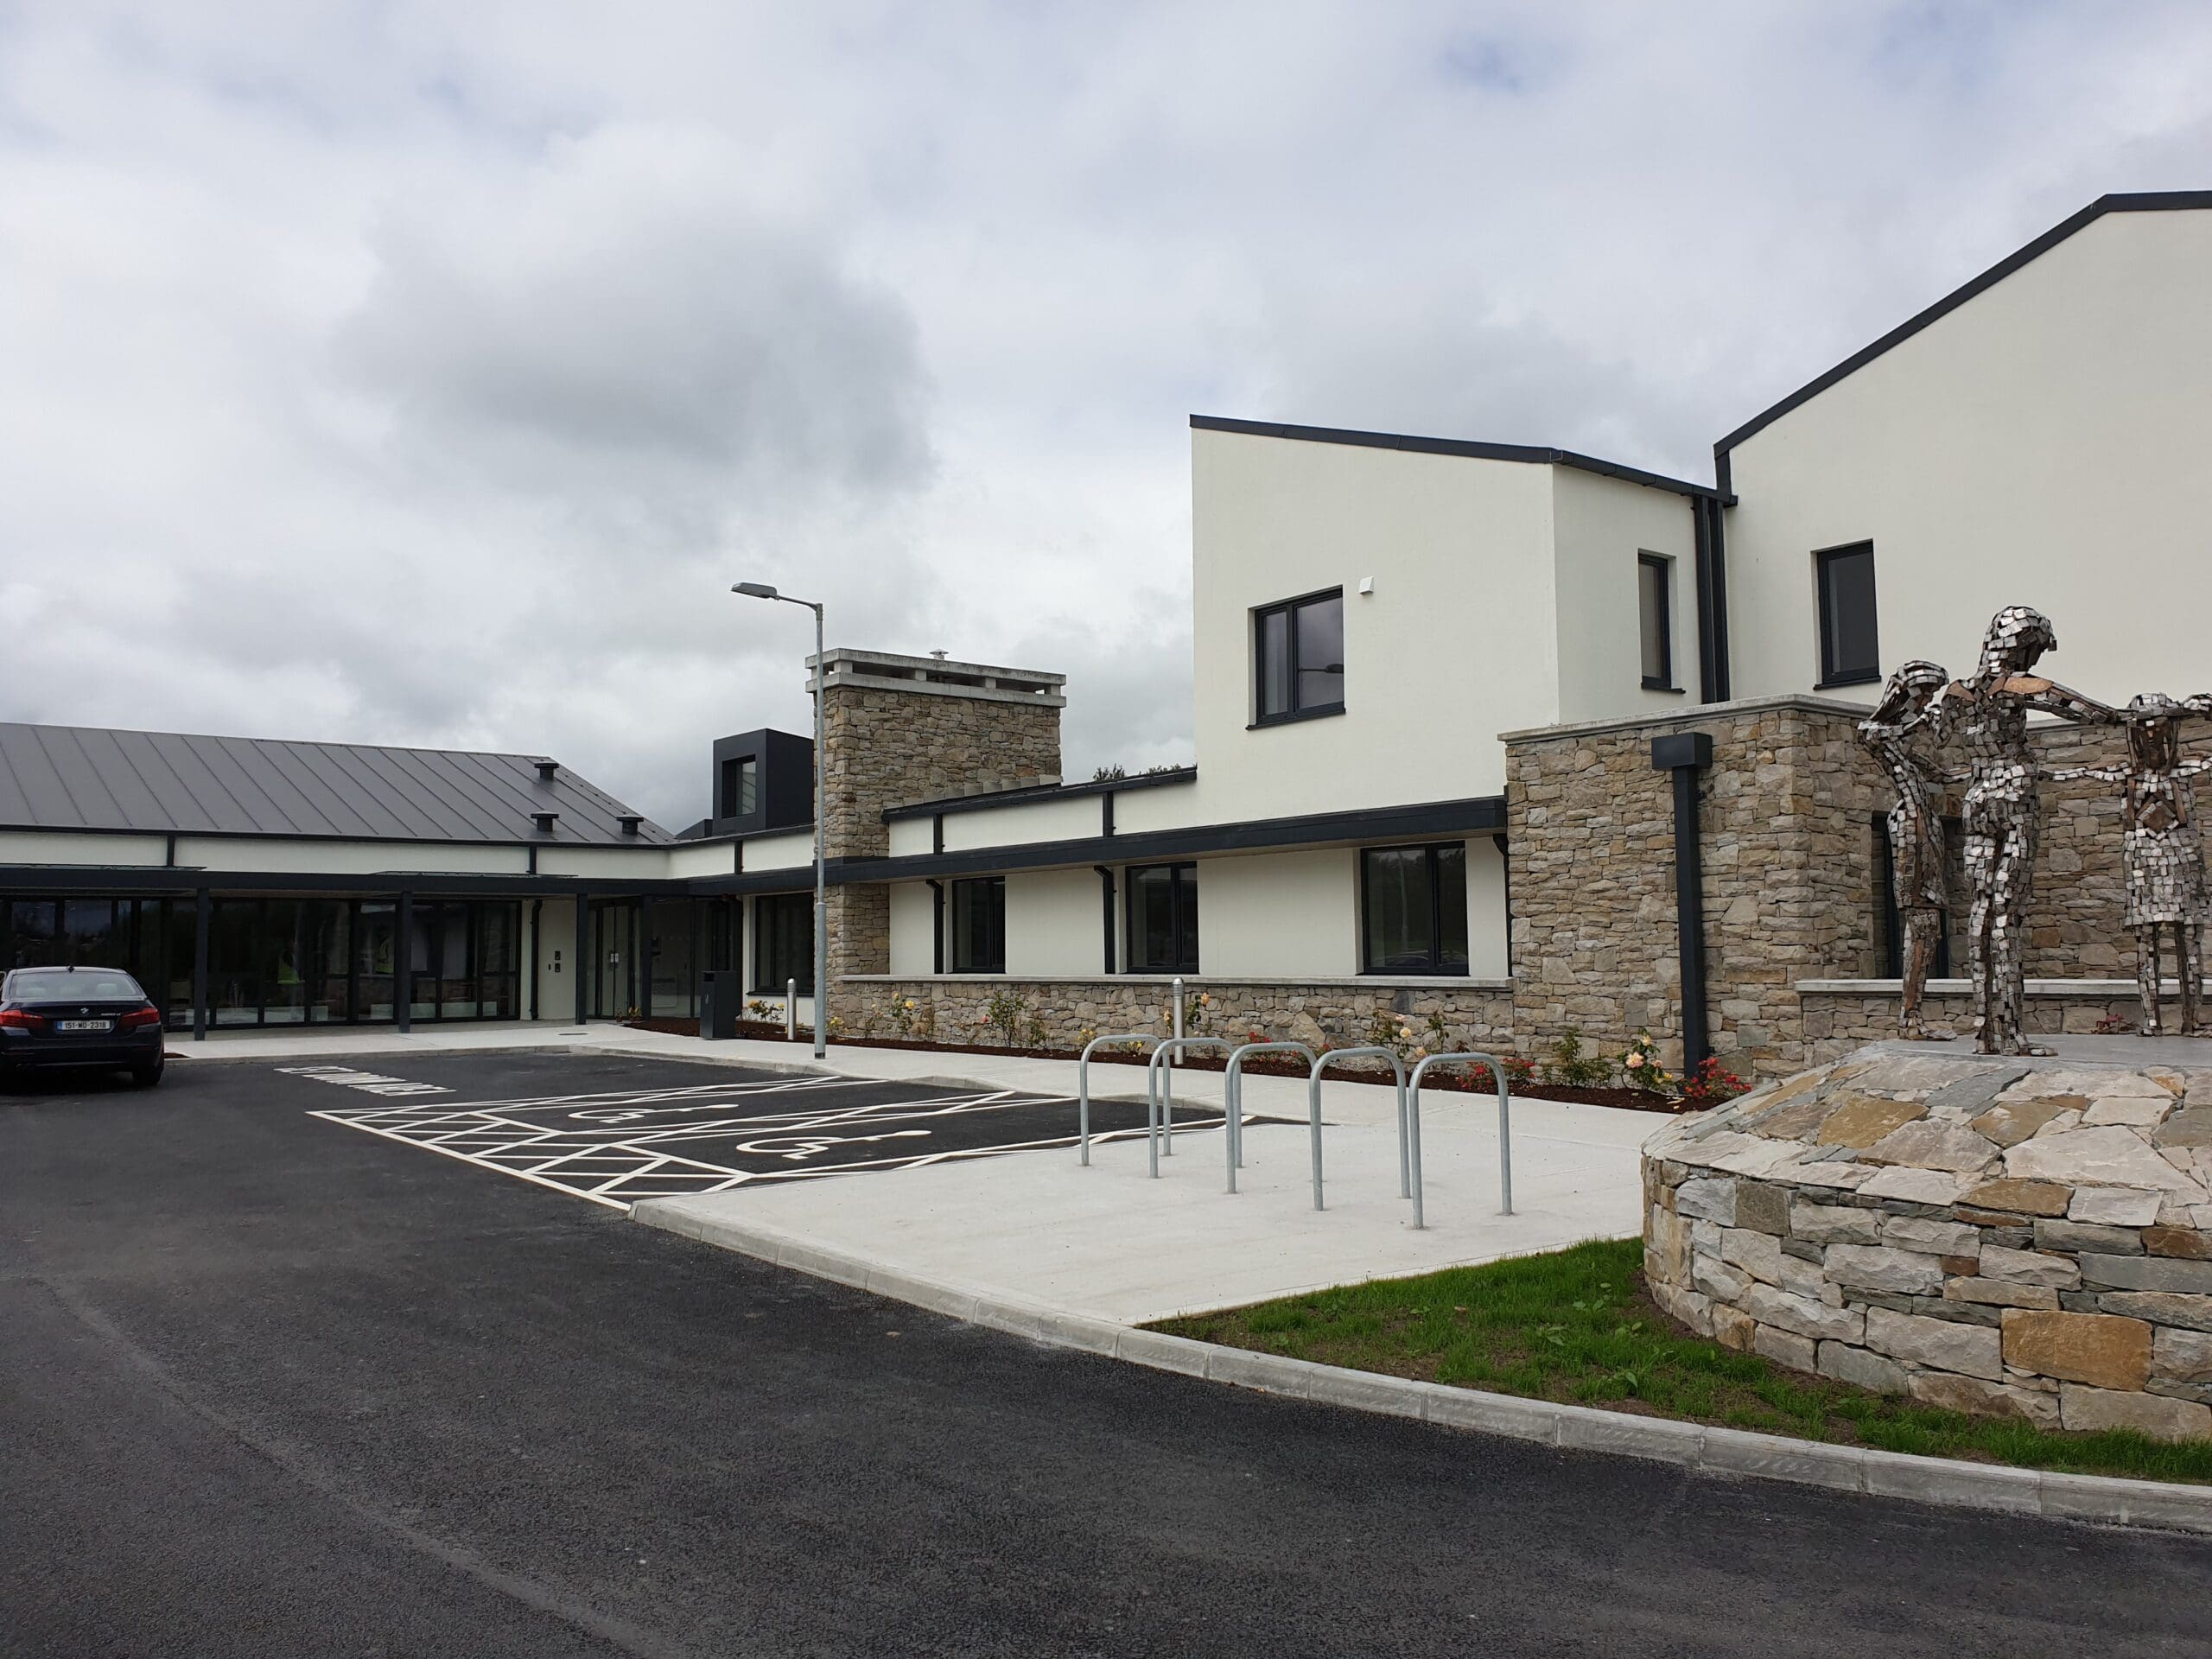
[4,3,2210,828]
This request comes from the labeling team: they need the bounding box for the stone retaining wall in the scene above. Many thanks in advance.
[1799,983,2191,1065]
[838,976,1516,1055]
[1643,1052,2212,1440]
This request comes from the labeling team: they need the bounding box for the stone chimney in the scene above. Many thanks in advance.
[810,647,1065,978]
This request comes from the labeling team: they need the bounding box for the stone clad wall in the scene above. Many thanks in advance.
[1506,698,2158,1078]
[1802,985,2162,1065]
[839,976,1515,1055]
[1506,698,1886,1077]
[1644,1052,2212,1440]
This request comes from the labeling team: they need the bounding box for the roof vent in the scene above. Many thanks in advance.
[535,760,559,781]
[531,810,560,834]
[618,815,644,836]
[930,649,948,660]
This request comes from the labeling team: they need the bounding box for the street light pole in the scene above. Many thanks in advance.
[732,582,830,1060]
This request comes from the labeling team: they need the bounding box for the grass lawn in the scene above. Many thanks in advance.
[1153,1236,2212,1486]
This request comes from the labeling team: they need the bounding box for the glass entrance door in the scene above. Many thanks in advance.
[593,902,639,1019]
[356,903,397,1023]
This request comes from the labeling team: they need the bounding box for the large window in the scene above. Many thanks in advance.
[1815,543,1879,687]
[720,754,758,820]
[754,892,814,993]
[1360,843,1469,975]
[1254,588,1344,724]
[950,877,1006,974]
[1126,863,1198,973]
[1638,553,1675,690]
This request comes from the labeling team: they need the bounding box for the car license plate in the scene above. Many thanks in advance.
[56,1019,111,1033]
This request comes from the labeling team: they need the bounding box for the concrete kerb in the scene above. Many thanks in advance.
[630,1198,2212,1537]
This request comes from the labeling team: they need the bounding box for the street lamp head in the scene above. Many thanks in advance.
[731,581,779,600]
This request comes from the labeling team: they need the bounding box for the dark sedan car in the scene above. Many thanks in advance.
[0,966,167,1087]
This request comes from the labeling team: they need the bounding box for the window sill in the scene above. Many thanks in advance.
[1248,703,1346,731]
[1357,966,1471,979]
[1815,671,1881,690]
[1642,679,1686,695]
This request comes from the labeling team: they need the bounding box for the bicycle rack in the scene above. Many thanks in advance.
[1306,1047,1411,1207]
[1405,1052,1515,1230]
[1075,1033,1163,1166]
[1144,1037,1234,1177]
[1221,1041,1316,1197]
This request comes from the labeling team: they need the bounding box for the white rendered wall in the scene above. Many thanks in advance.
[0,830,168,867]
[1190,428,1562,819]
[941,794,1101,851]
[664,841,741,879]
[534,897,580,1020]
[1725,207,2212,707]
[1195,848,1359,978]
[887,818,937,857]
[1549,470,1700,722]
[741,832,816,873]
[178,837,532,875]
[1465,834,1510,979]
[887,882,936,976]
[1004,868,1103,976]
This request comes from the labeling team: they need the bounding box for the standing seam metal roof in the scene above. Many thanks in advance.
[0,723,671,845]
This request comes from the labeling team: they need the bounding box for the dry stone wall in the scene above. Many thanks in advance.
[1644,1051,2212,1440]
[841,976,1514,1057]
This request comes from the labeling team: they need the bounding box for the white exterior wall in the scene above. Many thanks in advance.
[533,896,580,1020]
[1465,834,1509,979]
[178,837,533,875]
[1004,868,1103,976]
[1191,428,1562,817]
[887,818,937,857]
[0,830,168,867]
[741,832,816,873]
[1725,207,2212,706]
[1549,469,1700,722]
[887,882,936,976]
[1194,848,1359,978]
[941,794,1101,851]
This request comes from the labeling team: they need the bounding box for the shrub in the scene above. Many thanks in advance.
[1465,1054,1536,1091]
[983,988,1031,1047]
[1540,1030,1614,1089]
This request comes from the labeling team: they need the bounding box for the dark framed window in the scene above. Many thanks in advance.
[1637,553,1675,690]
[720,754,758,820]
[1253,588,1344,725]
[1360,843,1469,975]
[1125,863,1198,973]
[950,877,1006,974]
[1815,543,1879,687]
[753,892,813,993]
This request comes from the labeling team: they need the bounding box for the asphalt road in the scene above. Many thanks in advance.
[3,1055,2209,1658]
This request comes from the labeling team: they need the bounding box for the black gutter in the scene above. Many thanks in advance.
[395,890,413,1036]
[926,879,945,976]
[191,887,211,1042]
[1692,493,1732,703]
[1096,865,1116,973]
[1649,733,1713,1071]
[1191,415,1727,503]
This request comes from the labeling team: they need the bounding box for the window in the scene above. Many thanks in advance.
[1637,554,1674,690]
[950,877,1006,974]
[753,892,813,993]
[1126,863,1198,973]
[1360,843,1469,975]
[1253,589,1344,724]
[1815,543,1879,687]
[720,754,758,820]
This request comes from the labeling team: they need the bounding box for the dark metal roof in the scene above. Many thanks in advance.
[0,722,672,845]
[1715,190,2212,457]
[1190,415,1726,501]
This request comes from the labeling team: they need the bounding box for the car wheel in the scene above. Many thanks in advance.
[130,1062,164,1088]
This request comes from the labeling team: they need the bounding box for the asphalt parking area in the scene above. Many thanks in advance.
[265,1051,1221,1206]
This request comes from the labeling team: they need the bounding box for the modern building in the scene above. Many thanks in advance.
[3,191,2205,1071]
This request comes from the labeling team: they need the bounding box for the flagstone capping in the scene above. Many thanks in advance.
[629,1198,2212,1535]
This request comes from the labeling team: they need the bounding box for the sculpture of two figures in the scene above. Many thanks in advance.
[1858,606,2211,1056]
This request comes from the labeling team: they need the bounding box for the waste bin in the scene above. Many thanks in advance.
[699,969,738,1040]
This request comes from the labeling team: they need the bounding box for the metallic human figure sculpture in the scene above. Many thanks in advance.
[1948,607,2117,1056]
[2045,692,2212,1035]
[1858,660,1956,1039]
